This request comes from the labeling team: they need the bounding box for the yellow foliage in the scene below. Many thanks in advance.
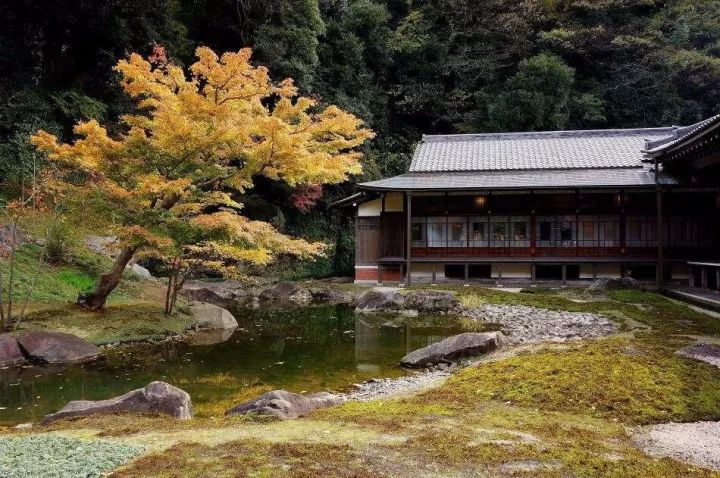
[30,46,371,272]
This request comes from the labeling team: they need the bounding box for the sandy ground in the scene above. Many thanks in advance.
[636,421,720,471]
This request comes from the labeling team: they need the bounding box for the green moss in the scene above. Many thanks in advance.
[16,303,194,344]
[418,338,720,424]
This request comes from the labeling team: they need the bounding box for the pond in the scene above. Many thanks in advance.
[0,306,464,425]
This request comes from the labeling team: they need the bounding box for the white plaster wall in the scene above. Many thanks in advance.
[671,264,689,280]
[491,264,531,279]
[384,193,404,212]
[358,198,382,217]
[594,264,621,278]
[579,264,594,279]
[410,263,445,279]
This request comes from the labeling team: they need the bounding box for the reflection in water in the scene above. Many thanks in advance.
[0,306,462,424]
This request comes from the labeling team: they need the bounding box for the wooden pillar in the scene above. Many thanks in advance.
[464,263,469,283]
[655,159,665,290]
[406,192,412,286]
[701,267,708,290]
[562,264,567,285]
[531,264,536,282]
[432,263,437,285]
[592,263,597,280]
[620,190,626,253]
[716,268,720,292]
[496,263,503,286]
[688,266,694,288]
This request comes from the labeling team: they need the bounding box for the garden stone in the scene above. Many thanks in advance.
[587,277,639,293]
[188,302,238,330]
[182,280,252,308]
[127,263,153,279]
[84,234,118,257]
[309,287,357,306]
[677,343,720,368]
[258,282,313,306]
[404,290,459,313]
[400,332,506,367]
[16,331,99,364]
[43,381,192,424]
[0,334,25,366]
[225,389,342,420]
[355,290,405,313]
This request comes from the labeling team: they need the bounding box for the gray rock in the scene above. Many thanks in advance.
[182,280,252,308]
[17,331,100,364]
[127,263,153,279]
[587,277,639,293]
[225,389,342,420]
[309,287,357,306]
[0,334,26,366]
[43,381,192,424]
[188,302,238,330]
[677,343,720,368]
[258,282,313,306]
[401,332,506,367]
[0,224,29,258]
[355,290,405,313]
[84,235,118,257]
[404,290,459,313]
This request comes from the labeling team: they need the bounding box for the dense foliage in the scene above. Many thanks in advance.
[2,0,719,277]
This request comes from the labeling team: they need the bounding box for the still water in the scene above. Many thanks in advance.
[0,306,462,425]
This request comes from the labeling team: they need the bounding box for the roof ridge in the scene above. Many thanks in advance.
[404,165,647,174]
[421,126,677,143]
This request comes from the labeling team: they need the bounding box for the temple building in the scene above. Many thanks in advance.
[338,115,720,287]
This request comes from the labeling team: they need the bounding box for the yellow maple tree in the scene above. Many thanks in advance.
[31,46,374,310]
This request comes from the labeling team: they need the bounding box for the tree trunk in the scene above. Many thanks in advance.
[78,246,137,310]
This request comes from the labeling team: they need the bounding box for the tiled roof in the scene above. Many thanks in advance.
[410,127,675,172]
[644,114,720,156]
[358,168,676,191]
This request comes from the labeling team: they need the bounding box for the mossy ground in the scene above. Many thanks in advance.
[4,286,720,477]
[2,244,193,344]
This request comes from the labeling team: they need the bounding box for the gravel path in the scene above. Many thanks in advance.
[342,369,452,402]
[463,304,617,344]
[636,421,720,471]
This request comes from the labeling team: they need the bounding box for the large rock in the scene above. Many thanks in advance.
[308,287,358,306]
[43,381,192,424]
[587,277,639,294]
[182,280,252,308]
[226,389,341,420]
[355,290,405,313]
[84,235,119,257]
[188,302,238,330]
[0,334,26,366]
[258,282,313,306]
[127,263,153,279]
[17,331,100,364]
[400,332,506,367]
[0,224,29,258]
[404,290,459,314]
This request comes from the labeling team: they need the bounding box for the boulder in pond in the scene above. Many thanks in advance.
[400,332,506,367]
[404,290,459,314]
[225,390,342,420]
[43,381,192,424]
[0,333,26,366]
[355,290,405,313]
[308,287,358,306]
[182,280,252,308]
[188,302,238,330]
[17,331,100,364]
[258,282,313,306]
[587,277,639,294]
